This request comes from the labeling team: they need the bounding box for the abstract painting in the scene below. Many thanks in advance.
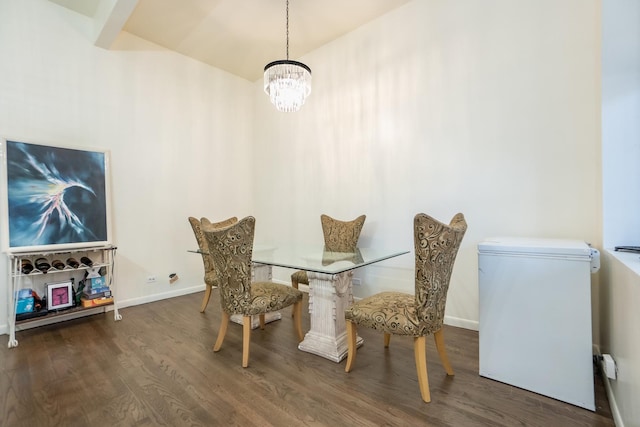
[1,139,111,252]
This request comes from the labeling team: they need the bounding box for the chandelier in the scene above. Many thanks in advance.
[264,0,311,112]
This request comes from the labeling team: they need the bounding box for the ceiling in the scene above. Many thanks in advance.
[49,0,411,82]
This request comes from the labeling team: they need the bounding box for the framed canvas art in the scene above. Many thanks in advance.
[0,138,112,252]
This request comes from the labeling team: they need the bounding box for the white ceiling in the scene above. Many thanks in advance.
[49,0,411,81]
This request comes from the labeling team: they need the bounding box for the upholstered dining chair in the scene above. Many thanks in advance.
[188,216,238,312]
[203,216,304,368]
[344,212,467,403]
[290,214,366,289]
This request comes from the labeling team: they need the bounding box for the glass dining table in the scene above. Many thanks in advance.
[252,245,409,363]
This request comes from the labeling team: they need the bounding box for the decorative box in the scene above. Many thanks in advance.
[16,297,34,314]
[89,276,106,289]
[16,288,32,299]
[81,296,113,308]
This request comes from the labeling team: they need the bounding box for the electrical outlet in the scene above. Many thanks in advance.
[146,275,157,284]
[352,278,361,286]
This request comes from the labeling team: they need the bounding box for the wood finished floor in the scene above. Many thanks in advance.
[0,291,614,427]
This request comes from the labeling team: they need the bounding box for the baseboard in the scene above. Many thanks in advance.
[444,315,479,331]
[114,284,205,309]
[0,283,478,338]
[594,347,625,427]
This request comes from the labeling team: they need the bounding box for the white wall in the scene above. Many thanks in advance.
[0,0,604,352]
[601,0,640,425]
[0,0,255,330]
[253,0,601,330]
[601,253,640,427]
[602,0,640,249]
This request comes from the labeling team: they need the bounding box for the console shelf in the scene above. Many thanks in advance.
[5,245,120,348]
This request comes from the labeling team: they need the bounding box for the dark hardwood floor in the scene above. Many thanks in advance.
[0,291,614,427]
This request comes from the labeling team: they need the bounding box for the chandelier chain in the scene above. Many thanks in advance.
[286,0,289,60]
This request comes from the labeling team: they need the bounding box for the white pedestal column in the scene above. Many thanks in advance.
[298,270,363,362]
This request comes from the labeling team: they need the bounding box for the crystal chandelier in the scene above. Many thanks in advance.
[264,0,311,112]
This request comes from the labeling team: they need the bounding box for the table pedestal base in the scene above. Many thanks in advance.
[229,262,281,329]
[230,312,282,329]
[298,270,363,362]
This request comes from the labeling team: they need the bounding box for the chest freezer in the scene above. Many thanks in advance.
[478,237,600,411]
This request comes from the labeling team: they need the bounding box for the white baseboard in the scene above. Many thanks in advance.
[444,315,479,331]
[593,347,624,427]
[600,359,624,427]
[114,284,204,309]
[0,283,479,338]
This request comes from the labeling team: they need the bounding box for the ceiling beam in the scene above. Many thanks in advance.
[94,0,139,48]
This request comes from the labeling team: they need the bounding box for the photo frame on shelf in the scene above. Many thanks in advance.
[46,281,74,311]
[0,138,113,253]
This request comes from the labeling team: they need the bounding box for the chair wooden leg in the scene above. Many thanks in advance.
[293,301,304,342]
[434,328,454,376]
[414,336,431,403]
[213,312,229,352]
[384,332,391,348]
[242,316,251,368]
[345,320,357,372]
[200,284,213,313]
[259,314,265,330]
[291,279,298,317]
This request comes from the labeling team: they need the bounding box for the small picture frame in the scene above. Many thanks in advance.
[47,281,74,310]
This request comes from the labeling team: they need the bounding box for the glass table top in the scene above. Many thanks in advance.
[251,245,409,275]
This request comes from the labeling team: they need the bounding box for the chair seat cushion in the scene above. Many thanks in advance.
[240,282,303,316]
[345,291,431,336]
[291,270,309,285]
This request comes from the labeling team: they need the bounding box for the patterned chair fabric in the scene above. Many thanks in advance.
[321,214,366,252]
[291,214,366,288]
[201,216,238,231]
[188,216,238,312]
[203,216,304,367]
[344,212,467,403]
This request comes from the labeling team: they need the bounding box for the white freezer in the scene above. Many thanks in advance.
[478,237,599,411]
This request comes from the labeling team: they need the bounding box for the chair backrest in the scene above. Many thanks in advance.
[201,216,238,231]
[188,216,238,281]
[202,216,255,314]
[413,213,467,332]
[320,214,366,252]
